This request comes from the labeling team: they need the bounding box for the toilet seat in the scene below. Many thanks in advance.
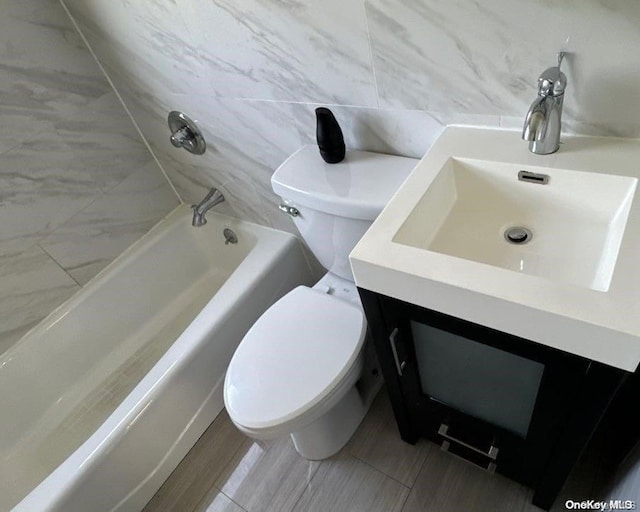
[224,286,366,435]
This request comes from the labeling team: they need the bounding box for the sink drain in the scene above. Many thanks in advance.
[504,226,532,245]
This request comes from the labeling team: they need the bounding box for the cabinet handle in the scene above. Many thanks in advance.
[441,441,497,474]
[438,423,499,460]
[389,328,406,376]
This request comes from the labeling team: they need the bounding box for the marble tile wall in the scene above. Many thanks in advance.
[60,0,640,245]
[0,0,180,355]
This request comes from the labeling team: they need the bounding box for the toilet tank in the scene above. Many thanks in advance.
[271,146,418,280]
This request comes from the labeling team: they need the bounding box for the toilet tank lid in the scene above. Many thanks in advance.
[271,146,419,221]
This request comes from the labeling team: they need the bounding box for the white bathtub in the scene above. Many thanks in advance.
[2,204,313,512]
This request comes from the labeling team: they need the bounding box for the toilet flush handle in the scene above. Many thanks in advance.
[278,204,300,217]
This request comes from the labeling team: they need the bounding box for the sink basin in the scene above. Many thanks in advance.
[393,158,637,292]
[350,127,640,372]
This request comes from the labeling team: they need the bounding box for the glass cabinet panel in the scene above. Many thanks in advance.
[411,321,545,438]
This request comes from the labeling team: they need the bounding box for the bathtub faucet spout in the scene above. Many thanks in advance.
[192,187,225,227]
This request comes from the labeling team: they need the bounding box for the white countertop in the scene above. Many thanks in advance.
[350,127,640,372]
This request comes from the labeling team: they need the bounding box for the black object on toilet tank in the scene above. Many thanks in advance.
[315,107,345,164]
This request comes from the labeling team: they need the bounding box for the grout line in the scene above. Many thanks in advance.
[413,438,435,474]
[362,1,382,109]
[221,489,249,512]
[191,485,248,512]
[37,243,83,287]
[398,483,412,512]
[348,451,413,490]
[288,459,325,512]
[58,0,184,204]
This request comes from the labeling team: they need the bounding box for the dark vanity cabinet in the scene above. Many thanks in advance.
[358,288,629,510]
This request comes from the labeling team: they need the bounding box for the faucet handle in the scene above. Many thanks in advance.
[537,52,567,97]
[167,111,206,155]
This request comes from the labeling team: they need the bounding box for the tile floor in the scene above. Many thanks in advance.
[144,390,608,512]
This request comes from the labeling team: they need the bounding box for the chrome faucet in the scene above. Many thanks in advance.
[522,52,567,155]
[191,187,225,227]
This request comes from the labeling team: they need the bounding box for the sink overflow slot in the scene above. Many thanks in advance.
[518,170,550,185]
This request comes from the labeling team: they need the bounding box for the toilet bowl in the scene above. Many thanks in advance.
[224,276,372,459]
[223,145,418,459]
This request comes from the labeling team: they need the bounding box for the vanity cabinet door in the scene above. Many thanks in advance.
[360,290,590,469]
[384,295,590,486]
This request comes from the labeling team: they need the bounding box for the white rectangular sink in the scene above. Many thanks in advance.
[350,127,640,372]
[394,158,636,291]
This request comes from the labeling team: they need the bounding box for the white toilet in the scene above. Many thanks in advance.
[224,145,417,460]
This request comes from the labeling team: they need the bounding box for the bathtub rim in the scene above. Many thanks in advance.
[2,204,297,360]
